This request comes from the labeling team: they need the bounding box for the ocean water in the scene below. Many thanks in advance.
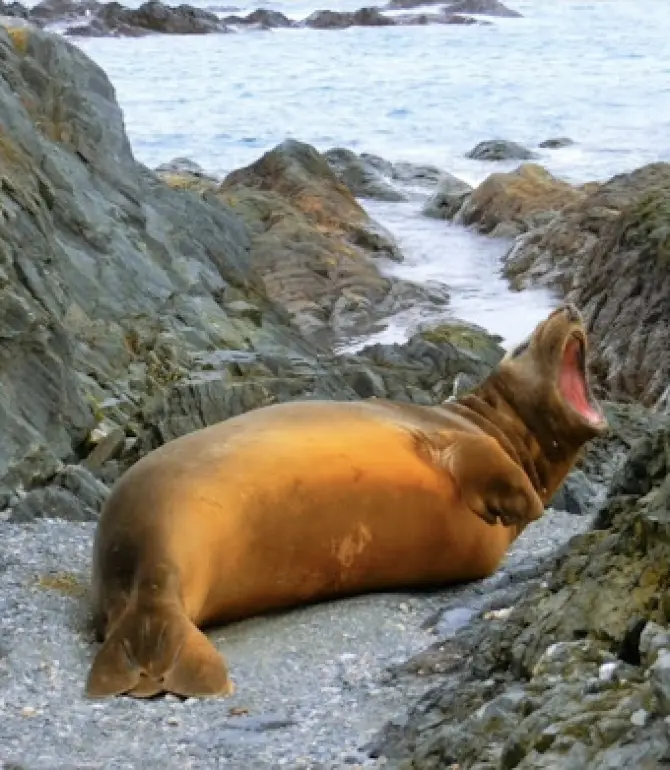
[57,0,670,349]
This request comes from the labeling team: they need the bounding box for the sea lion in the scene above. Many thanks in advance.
[85,303,607,700]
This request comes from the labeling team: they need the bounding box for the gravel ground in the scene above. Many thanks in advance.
[0,508,594,769]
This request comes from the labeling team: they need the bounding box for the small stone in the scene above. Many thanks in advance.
[630,709,648,727]
[599,662,618,681]
[21,706,37,717]
[639,621,670,667]
[650,649,670,716]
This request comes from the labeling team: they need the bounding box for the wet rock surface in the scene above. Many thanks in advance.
[422,171,473,219]
[466,139,538,162]
[538,136,575,149]
[325,147,408,202]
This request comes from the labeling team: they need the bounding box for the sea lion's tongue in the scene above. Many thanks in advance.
[559,338,602,424]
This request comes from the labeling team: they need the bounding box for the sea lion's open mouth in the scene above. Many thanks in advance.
[558,333,604,426]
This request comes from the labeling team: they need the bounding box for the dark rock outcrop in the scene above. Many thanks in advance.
[466,139,538,162]
[324,147,447,200]
[29,0,100,24]
[65,0,229,37]
[538,136,575,149]
[324,147,407,202]
[223,8,295,28]
[3,0,508,35]
[503,162,670,407]
[422,172,473,219]
[304,7,394,29]
[373,416,670,768]
[303,5,488,30]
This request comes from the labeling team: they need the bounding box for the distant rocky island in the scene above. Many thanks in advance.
[0,0,520,37]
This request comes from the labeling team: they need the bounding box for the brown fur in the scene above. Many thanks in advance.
[86,304,607,699]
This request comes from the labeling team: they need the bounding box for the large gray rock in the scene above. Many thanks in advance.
[0,20,505,519]
[324,147,407,202]
[466,139,538,161]
[422,172,473,219]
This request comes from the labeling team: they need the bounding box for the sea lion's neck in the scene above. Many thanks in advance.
[440,374,580,506]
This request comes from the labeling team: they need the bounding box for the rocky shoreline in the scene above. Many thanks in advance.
[0,14,669,770]
[0,0,520,37]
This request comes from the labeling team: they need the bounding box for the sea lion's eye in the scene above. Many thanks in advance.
[512,340,529,358]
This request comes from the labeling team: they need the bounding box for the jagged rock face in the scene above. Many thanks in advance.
[503,162,670,407]
[215,139,452,342]
[0,20,503,517]
[373,419,670,769]
[0,19,271,500]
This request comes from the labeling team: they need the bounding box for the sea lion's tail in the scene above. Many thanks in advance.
[85,605,235,699]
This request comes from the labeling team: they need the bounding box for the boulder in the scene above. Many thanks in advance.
[422,172,473,219]
[466,139,538,161]
[538,136,575,149]
[155,156,220,193]
[389,160,444,187]
[454,163,585,237]
[328,148,445,193]
[503,162,670,406]
[324,147,407,201]
[216,140,452,341]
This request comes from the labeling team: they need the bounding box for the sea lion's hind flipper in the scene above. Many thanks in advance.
[162,620,235,698]
[410,428,545,527]
[85,621,140,698]
[85,608,234,699]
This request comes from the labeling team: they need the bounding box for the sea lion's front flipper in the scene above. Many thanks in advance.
[411,429,545,527]
[85,606,234,699]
